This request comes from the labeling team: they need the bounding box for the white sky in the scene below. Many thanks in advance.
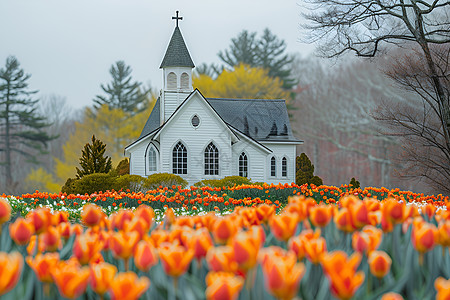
[0,0,314,109]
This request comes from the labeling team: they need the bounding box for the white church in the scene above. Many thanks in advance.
[125,12,303,185]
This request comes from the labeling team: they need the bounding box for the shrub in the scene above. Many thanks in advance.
[70,173,117,195]
[194,176,252,187]
[296,153,323,186]
[115,174,147,193]
[61,178,77,194]
[116,158,130,176]
[145,173,188,190]
[76,135,112,179]
[349,177,361,189]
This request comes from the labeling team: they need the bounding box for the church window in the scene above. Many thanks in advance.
[271,156,276,177]
[282,157,287,177]
[167,72,177,90]
[239,152,248,177]
[172,142,187,174]
[204,142,219,175]
[191,115,200,127]
[148,146,157,172]
[180,72,189,90]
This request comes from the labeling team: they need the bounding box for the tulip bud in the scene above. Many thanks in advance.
[73,233,104,265]
[51,259,90,299]
[269,212,298,242]
[110,231,140,261]
[159,243,194,277]
[81,204,104,227]
[309,204,333,228]
[109,272,150,300]
[368,251,392,279]
[9,217,34,245]
[0,198,11,227]
[212,216,237,244]
[381,292,404,300]
[134,240,158,272]
[90,262,117,297]
[0,252,23,296]
[205,272,244,300]
[435,277,450,300]
[26,252,60,283]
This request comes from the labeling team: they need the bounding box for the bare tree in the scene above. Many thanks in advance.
[375,46,450,193]
[302,0,450,191]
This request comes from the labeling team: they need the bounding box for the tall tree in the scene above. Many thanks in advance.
[217,29,296,89]
[0,56,54,188]
[93,61,150,114]
[302,0,450,190]
[76,135,112,179]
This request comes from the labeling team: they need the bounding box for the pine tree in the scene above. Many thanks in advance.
[93,61,150,115]
[75,135,112,179]
[296,153,323,186]
[218,30,258,68]
[0,56,54,187]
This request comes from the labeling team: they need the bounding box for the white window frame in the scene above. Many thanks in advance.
[204,142,219,176]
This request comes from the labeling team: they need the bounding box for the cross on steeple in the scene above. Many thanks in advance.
[172,11,183,27]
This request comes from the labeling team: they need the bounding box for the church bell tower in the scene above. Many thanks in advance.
[160,11,195,124]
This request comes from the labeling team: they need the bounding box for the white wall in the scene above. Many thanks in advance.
[260,143,297,184]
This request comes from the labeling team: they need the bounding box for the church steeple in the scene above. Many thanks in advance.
[160,11,195,123]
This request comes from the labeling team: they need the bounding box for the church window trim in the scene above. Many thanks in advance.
[172,141,188,175]
[191,114,200,128]
[239,152,248,178]
[270,156,277,177]
[145,143,159,176]
[180,72,189,90]
[204,142,219,176]
[282,157,288,177]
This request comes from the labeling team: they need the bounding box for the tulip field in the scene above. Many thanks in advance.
[0,183,449,299]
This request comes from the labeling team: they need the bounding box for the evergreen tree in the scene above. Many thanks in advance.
[296,153,323,186]
[217,29,296,90]
[93,61,149,114]
[75,135,112,179]
[349,177,361,189]
[0,56,54,187]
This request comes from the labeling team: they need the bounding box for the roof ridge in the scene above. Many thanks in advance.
[206,98,285,102]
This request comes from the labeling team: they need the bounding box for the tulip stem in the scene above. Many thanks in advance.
[124,258,129,271]
[43,283,50,298]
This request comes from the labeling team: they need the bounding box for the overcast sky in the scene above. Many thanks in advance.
[0,0,314,109]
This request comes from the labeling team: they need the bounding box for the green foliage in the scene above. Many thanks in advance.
[70,173,116,195]
[349,177,361,189]
[61,177,78,195]
[0,56,55,187]
[194,176,252,188]
[296,153,323,186]
[75,135,112,179]
[93,61,150,114]
[115,174,147,193]
[116,158,130,176]
[217,29,296,89]
[146,173,188,190]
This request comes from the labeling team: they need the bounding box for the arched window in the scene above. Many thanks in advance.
[204,142,219,175]
[239,152,248,177]
[172,142,187,174]
[270,156,276,177]
[167,72,177,90]
[148,146,157,172]
[180,72,189,90]
[282,157,287,177]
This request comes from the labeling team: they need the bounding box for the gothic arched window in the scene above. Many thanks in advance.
[204,142,219,175]
[167,72,177,90]
[239,152,248,177]
[270,156,276,177]
[148,146,157,172]
[282,157,287,177]
[180,72,189,90]
[172,142,187,174]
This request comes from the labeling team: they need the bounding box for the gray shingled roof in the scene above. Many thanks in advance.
[206,98,301,142]
[138,97,160,138]
[160,27,195,68]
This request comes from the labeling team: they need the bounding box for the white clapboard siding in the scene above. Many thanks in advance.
[260,143,297,184]
[231,140,267,182]
[163,91,191,121]
[129,137,150,177]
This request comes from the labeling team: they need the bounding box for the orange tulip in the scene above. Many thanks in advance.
[269,212,298,242]
[304,236,327,264]
[134,240,158,272]
[352,225,382,255]
[148,229,170,247]
[73,233,104,265]
[0,252,23,296]
[255,204,276,224]
[288,229,321,261]
[124,216,149,239]
[423,203,437,220]
[382,199,405,224]
[0,197,11,226]
[187,228,214,262]
[193,212,217,231]
[52,210,69,226]
[412,218,438,254]
[26,252,60,283]
[110,209,134,231]
[81,203,104,227]
[57,222,71,240]
[259,247,305,300]
[109,271,150,300]
[437,220,450,248]
[159,243,194,277]
[27,207,52,234]
[41,225,61,252]
[238,207,260,226]
[205,272,244,300]
[9,217,34,245]
[164,207,176,227]
[368,251,392,279]
[381,292,404,300]
[334,208,355,233]
[348,200,369,230]
[232,230,262,270]
[435,277,450,300]
[70,223,83,236]
[110,230,140,261]
[26,234,45,255]
[89,262,117,297]
[51,259,90,299]
[321,251,365,300]
[212,216,238,244]
[206,246,238,273]
[134,204,154,228]
[310,204,333,228]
